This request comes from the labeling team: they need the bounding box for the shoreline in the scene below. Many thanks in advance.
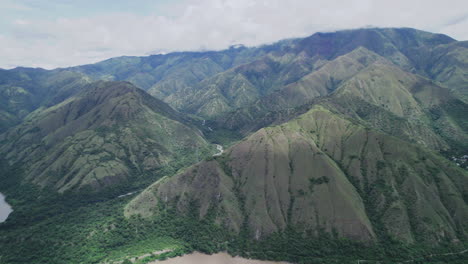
[151,252,289,264]
[0,192,13,223]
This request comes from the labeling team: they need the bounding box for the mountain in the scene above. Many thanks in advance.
[212,47,388,132]
[325,58,467,152]
[215,47,467,153]
[0,27,467,264]
[0,81,211,192]
[60,28,461,119]
[0,68,91,132]
[153,28,460,118]
[70,45,271,91]
[2,28,465,140]
[426,41,468,102]
[126,104,468,244]
[173,48,321,117]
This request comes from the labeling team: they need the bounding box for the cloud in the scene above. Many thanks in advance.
[0,0,467,69]
[0,0,33,11]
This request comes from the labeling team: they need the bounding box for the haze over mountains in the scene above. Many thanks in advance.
[0,27,467,264]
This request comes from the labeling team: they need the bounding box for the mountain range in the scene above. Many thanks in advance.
[0,27,467,264]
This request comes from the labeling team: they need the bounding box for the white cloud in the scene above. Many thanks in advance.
[0,0,33,11]
[1,0,467,69]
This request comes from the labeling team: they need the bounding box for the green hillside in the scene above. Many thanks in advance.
[214,47,467,155]
[127,105,468,244]
[0,68,91,132]
[0,81,212,192]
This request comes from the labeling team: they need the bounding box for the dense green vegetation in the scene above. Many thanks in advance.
[1,177,466,264]
[0,157,190,264]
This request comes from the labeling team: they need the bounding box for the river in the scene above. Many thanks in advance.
[213,144,224,156]
[152,252,289,264]
[0,193,12,223]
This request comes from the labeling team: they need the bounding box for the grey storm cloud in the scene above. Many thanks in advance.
[0,0,467,69]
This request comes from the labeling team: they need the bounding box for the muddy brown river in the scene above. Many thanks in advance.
[152,252,289,264]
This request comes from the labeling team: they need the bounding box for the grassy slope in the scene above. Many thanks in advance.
[214,47,467,156]
[427,41,468,102]
[127,105,468,245]
[2,28,463,137]
[0,81,212,192]
[64,28,461,121]
[70,46,270,94]
[328,60,467,151]
[0,68,91,132]
[177,51,321,117]
[213,47,386,132]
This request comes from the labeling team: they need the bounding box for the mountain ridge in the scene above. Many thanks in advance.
[0,81,212,192]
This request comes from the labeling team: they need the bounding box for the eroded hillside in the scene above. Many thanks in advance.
[126,105,468,244]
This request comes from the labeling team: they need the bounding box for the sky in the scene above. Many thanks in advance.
[1,0,467,69]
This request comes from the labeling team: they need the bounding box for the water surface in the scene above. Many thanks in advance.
[0,193,12,223]
[153,252,289,264]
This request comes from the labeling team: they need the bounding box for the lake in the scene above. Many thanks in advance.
[153,252,289,264]
[0,193,13,223]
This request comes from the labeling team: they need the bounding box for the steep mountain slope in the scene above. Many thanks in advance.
[213,47,467,153]
[214,47,385,131]
[168,28,458,117]
[426,41,468,102]
[0,68,91,132]
[0,81,211,192]
[24,28,461,144]
[176,50,322,117]
[327,59,467,151]
[71,45,272,93]
[62,28,462,120]
[126,105,468,244]
[295,27,455,74]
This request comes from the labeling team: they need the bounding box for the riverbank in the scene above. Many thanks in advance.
[152,252,289,264]
[0,193,13,223]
